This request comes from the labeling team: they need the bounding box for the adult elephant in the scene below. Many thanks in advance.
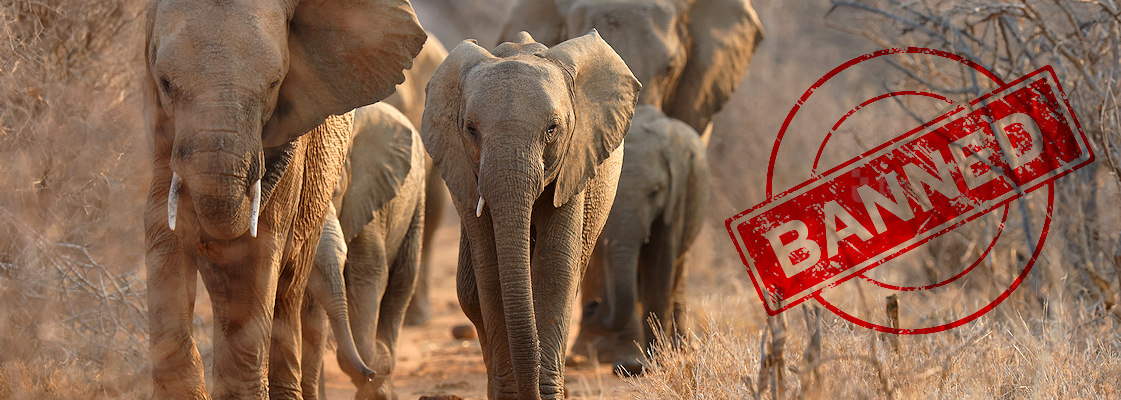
[142,1,425,399]
[303,103,427,400]
[421,31,640,399]
[499,0,764,144]
[384,35,448,326]
[577,105,710,375]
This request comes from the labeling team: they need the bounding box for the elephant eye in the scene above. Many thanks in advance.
[544,122,559,142]
[268,79,281,90]
[466,124,479,140]
[159,77,173,95]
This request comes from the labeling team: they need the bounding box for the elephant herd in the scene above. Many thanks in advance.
[141,0,761,399]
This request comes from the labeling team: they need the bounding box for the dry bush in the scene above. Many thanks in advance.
[624,0,1121,398]
[826,0,1121,317]
[0,0,150,397]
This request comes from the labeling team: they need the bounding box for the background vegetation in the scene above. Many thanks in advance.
[1,0,1118,398]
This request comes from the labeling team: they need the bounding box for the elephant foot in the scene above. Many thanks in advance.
[566,333,613,368]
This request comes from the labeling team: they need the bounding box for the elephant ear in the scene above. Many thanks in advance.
[544,30,641,208]
[664,0,763,133]
[421,40,495,213]
[143,5,174,158]
[663,116,710,247]
[261,0,426,149]
[338,103,416,241]
[499,0,566,47]
[384,34,448,129]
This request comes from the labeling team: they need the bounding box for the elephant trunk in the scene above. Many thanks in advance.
[482,157,543,399]
[310,209,376,381]
[595,237,641,333]
[170,103,264,241]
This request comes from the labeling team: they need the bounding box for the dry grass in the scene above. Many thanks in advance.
[624,0,1121,398]
[0,0,150,398]
[2,0,1121,399]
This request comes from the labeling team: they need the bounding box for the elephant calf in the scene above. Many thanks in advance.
[302,103,427,400]
[576,105,711,375]
[422,31,641,399]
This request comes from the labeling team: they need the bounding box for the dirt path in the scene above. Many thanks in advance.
[321,205,632,399]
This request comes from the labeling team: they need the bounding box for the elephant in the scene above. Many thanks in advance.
[302,103,427,400]
[574,105,710,375]
[384,34,449,326]
[301,204,373,400]
[142,1,425,399]
[421,31,641,399]
[499,0,764,144]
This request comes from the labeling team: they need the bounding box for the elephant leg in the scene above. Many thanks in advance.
[638,225,679,356]
[147,244,208,399]
[300,295,328,400]
[606,264,647,376]
[146,171,209,400]
[404,171,445,326]
[456,226,487,355]
[529,196,587,399]
[269,259,314,400]
[366,207,423,400]
[458,214,515,399]
[579,242,605,313]
[343,226,389,389]
[669,256,688,348]
[197,252,278,400]
[569,244,605,365]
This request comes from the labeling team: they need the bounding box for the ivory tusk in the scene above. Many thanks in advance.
[249,179,261,238]
[167,173,181,231]
[476,196,485,218]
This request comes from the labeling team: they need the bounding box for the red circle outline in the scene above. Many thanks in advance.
[763,47,1049,334]
[768,47,1005,195]
[811,91,954,175]
[811,90,1010,292]
[814,183,1053,334]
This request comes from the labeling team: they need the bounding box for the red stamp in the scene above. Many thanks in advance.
[726,48,1093,331]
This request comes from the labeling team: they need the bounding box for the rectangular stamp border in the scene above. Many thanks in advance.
[726,66,1094,315]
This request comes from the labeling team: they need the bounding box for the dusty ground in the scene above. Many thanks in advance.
[316,205,631,400]
[2,0,1120,399]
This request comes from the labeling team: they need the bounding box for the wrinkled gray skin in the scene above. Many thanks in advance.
[421,31,640,399]
[303,104,426,400]
[500,0,764,144]
[302,205,373,400]
[383,34,449,326]
[575,105,710,375]
[142,1,424,399]
[501,0,760,367]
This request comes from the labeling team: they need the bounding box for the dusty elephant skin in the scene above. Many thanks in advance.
[500,0,764,144]
[500,0,761,364]
[575,105,711,375]
[142,1,425,399]
[303,103,427,400]
[421,31,640,399]
[383,35,450,327]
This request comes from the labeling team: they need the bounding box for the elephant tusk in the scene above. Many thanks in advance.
[249,179,261,238]
[167,173,181,231]
[476,196,485,218]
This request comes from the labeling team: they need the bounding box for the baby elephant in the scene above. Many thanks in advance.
[422,31,640,399]
[578,105,710,375]
[302,103,426,400]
